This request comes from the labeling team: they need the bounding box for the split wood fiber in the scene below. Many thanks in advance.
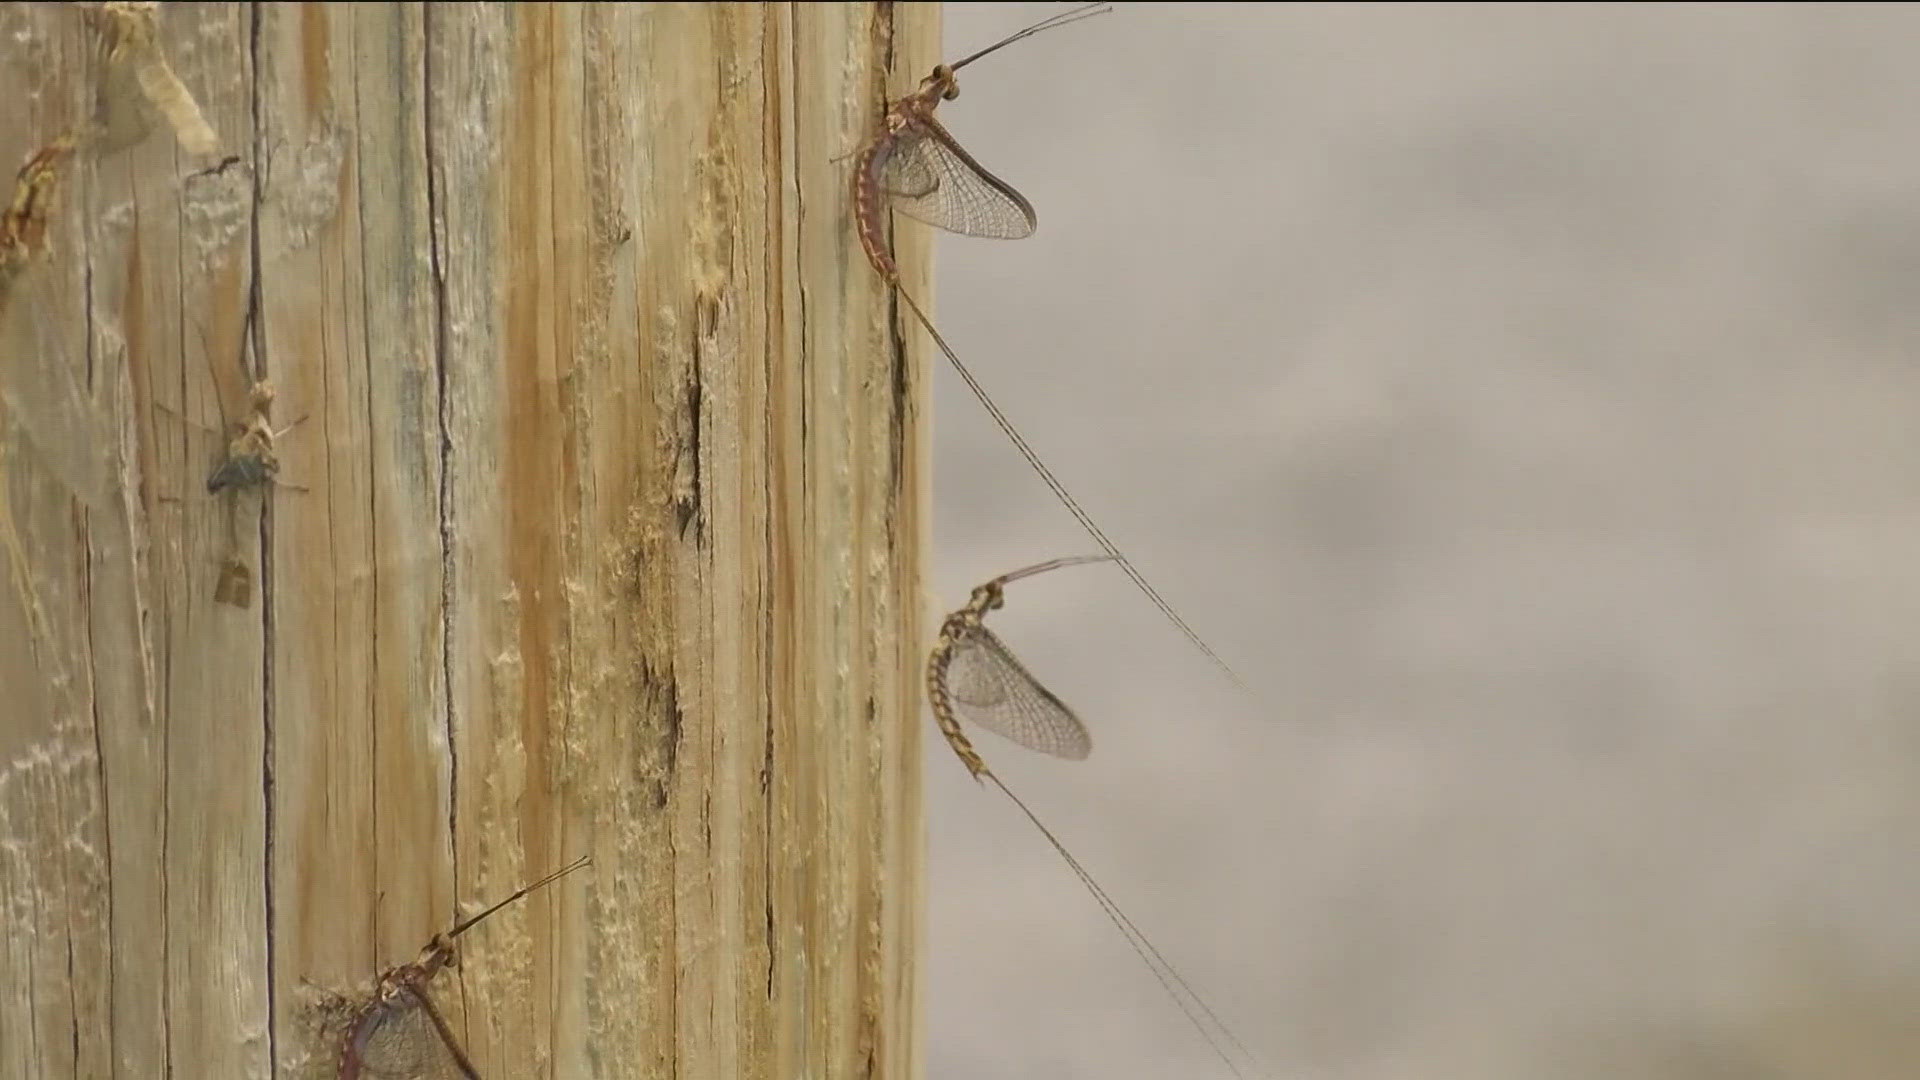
[0,4,931,1077]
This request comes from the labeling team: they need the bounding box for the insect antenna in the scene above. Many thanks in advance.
[445,854,592,940]
[948,2,1114,73]
[993,553,1115,588]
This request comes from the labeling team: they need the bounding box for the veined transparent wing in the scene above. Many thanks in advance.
[873,133,939,200]
[344,987,476,1079]
[944,625,1091,760]
[875,120,1037,240]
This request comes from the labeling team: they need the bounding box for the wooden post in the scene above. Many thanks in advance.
[0,3,930,1077]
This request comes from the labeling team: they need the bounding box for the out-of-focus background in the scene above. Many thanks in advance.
[924,4,1920,1077]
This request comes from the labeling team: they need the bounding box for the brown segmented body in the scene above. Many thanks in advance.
[850,82,931,284]
[925,576,999,781]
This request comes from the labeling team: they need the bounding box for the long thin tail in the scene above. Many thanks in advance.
[893,286,1251,696]
[986,771,1272,1077]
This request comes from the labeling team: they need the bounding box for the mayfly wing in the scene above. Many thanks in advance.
[341,986,476,1079]
[193,312,259,493]
[871,131,940,200]
[877,120,1037,240]
[944,624,1092,760]
[944,631,1009,707]
[205,451,269,493]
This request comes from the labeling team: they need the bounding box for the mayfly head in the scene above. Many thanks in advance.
[970,580,1007,614]
[922,63,961,102]
[408,932,461,984]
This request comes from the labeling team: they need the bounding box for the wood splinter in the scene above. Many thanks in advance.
[0,136,79,310]
[84,0,220,157]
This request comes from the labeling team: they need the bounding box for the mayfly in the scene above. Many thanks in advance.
[928,556,1269,1077]
[185,308,306,607]
[853,4,1253,696]
[337,855,592,1080]
[205,377,305,496]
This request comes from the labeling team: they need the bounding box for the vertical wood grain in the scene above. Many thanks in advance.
[0,2,931,1077]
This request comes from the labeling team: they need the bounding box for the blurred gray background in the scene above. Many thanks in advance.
[923,4,1920,1077]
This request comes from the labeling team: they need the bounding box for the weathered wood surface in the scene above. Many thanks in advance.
[0,3,932,1077]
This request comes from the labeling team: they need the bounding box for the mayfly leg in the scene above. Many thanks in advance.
[927,557,1271,1077]
[852,5,1253,697]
